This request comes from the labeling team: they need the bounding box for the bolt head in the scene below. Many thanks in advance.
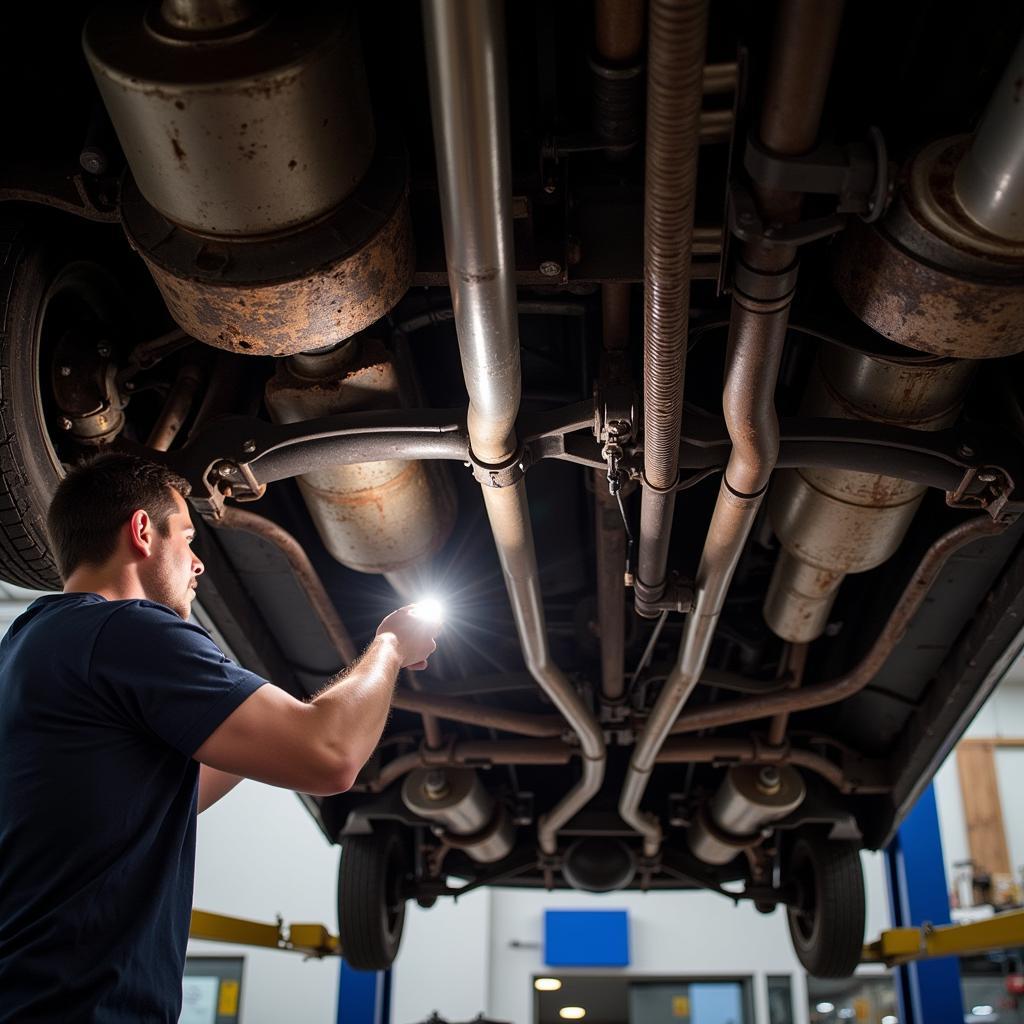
[96,343,111,358]
[58,416,73,431]
[241,439,257,455]
[424,770,450,799]
[958,443,975,458]
[215,463,234,479]
[58,366,72,377]
[757,765,782,792]
[123,380,136,392]
[539,260,561,278]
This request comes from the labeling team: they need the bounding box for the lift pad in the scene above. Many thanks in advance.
[189,909,341,959]
[862,908,1024,966]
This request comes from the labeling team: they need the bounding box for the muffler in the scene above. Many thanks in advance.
[84,0,413,356]
[264,338,455,594]
[764,349,973,642]
[402,768,515,864]
[688,765,805,866]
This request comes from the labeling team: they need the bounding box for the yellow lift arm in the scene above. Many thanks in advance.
[863,908,1024,966]
[189,909,341,959]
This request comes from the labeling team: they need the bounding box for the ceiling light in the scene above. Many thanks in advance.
[838,1011,855,1020]
[559,1008,586,1020]
[815,1003,835,1014]
[972,1008,994,1017]
[881,1017,898,1024]
[534,978,562,992]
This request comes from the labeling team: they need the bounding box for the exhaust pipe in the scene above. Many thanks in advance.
[620,0,847,856]
[633,0,708,616]
[423,0,605,855]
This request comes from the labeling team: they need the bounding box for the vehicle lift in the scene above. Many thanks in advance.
[189,790,1023,1024]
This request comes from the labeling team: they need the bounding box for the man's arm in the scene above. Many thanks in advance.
[198,765,244,812]
[193,607,436,796]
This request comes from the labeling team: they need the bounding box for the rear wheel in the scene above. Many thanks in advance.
[785,831,866,978]
[0,213,135,589]
[337,826,409,969]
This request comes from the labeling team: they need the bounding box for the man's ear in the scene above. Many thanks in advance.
[127,509,155,558]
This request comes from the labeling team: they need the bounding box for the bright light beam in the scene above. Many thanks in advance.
[411,596,445,625]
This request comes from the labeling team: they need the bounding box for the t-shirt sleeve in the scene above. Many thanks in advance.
[91,601,268,757]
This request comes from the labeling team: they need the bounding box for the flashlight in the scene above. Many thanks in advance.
[411,596,445,625]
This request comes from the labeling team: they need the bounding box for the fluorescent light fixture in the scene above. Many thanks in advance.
[816,1003,835,1014]
[411,595,445,625]
[838,1011,855,1020]
[559,1008,586,1020]
[881,1017,898,1024]
[534,978,563,992]
[972,1008,994,1017]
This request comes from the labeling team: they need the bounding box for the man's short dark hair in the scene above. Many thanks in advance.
[47,453,192,580]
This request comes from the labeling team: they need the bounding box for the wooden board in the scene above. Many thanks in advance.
[957,739,1012,877]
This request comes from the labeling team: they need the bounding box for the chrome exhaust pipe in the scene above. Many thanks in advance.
[422,0,605,855]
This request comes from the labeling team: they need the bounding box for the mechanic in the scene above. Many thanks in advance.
[0,452,439,1023]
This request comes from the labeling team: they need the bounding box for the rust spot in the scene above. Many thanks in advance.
[142,197,413,356]
[175,100,185,110]
[170,136,186,163]
[288,159,297,170]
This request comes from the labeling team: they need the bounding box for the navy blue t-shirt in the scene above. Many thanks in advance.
[0,593,266,1022]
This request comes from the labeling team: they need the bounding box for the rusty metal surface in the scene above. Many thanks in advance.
[834,217,1024,360]
[391,689,565,738]
[141,195,413,357]
[670,516,1006,735]
[216,505,359,665]
[265,338,455,575]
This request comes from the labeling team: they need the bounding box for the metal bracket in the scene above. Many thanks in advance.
[947,463,1021,524]
[634,572,695,614]
[467,446,531,488]
[729,127,890,248]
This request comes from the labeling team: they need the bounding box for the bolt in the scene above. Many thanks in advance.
[977,471,998,483]
[123,380,136,392]
[543,178,557,195]
[58,417,73,431]
[58,366,72,377]
[424,770,450,800]
[757,765,782,793]
[241,439,256,455]
[539,260,561,278]
[215,463,234,479]
[96,343,111,358]
[958,443,975,459]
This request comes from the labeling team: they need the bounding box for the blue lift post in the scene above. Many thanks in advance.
[885,783,964,1023]
[337,963,391,1024]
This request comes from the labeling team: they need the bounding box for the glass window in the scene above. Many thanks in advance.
[534,975,751,1024]
[806,974,898,1024]
[767,976,794,1024]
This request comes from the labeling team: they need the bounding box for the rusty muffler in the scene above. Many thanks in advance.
[84,0,413,356]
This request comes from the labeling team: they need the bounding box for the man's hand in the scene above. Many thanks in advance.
[375,605,440,670]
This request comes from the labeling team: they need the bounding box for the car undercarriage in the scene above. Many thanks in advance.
[4,0,1024,977]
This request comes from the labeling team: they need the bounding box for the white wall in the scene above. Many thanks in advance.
[188,780,341,1024]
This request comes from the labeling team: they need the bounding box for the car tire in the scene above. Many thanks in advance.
[337,826,409,970]
[0,213,132,590]
[785,831,866,978]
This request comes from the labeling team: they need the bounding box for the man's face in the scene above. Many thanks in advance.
[145,489,204,619]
